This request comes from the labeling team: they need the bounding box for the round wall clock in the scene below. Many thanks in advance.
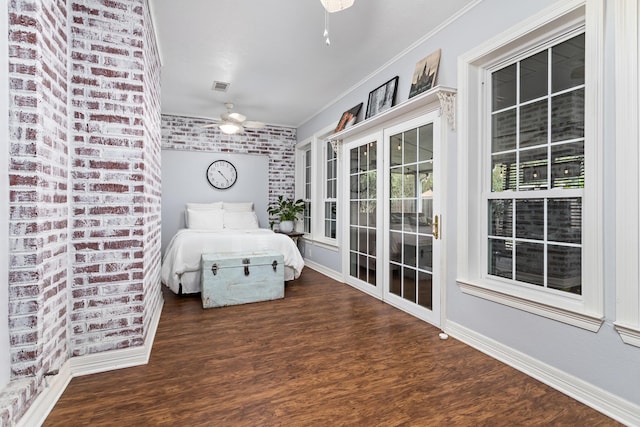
[206,160,237,190]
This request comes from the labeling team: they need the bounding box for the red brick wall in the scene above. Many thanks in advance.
[161,115,297,204]
[4,0,162,423]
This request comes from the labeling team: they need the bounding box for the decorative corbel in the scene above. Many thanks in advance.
[437,91,456,131]
[329,139,340,154]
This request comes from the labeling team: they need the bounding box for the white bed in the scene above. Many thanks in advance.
[161,202,304,294]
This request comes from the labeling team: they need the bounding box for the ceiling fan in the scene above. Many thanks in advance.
[202,103,265,134]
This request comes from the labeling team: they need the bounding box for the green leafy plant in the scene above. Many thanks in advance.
[267,196,305,221]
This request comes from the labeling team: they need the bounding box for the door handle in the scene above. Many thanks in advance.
[433,215,439,240]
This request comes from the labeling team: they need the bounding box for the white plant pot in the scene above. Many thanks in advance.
[279,220,294,233]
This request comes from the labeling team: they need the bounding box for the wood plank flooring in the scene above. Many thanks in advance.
[45,269,619,426]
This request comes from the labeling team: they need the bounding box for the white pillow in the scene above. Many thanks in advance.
[186,208,224,230]
[223,202,254,212]
[184,203,223,227]
[223,211,259,229]
[186,202,223,210]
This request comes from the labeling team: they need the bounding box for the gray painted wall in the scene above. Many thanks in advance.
[297,0,640,410]
[161,150,269,253]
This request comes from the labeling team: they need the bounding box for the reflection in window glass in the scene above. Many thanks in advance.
[492,109,517,153]
[389,124,434,310]
[349,142,377,286]
[488,32,584,294]
[519,100,547,148]
[551,89,585,142]
[492,63,517,111]
[520,50,548,102]
[552,33,585,93]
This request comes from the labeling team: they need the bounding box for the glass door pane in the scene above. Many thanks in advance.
[349,141,377,287]
[388,122,435,313]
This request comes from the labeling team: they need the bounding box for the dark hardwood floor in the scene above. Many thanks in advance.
[45,269,619,426]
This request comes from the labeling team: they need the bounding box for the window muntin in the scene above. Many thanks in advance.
[487,32,585,295]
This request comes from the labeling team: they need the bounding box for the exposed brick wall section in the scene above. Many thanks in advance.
[68,0,160,357]
[161,115,297,204]
[3,0,162,424]
[6,0,69,421]
[141,1,162,338]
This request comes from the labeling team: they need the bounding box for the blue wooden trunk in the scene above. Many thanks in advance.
[200,251,285,308]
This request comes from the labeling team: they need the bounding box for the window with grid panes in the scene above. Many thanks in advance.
[303,148,311,233]
[488,32,585,294]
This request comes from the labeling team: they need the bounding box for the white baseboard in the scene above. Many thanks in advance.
[446,321,640,427]
[71,296,164,376]
[15,360,72,427]
[303,259,343,283]
[17,295,164,427]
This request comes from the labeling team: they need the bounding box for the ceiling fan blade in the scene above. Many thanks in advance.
[243,120,265,129]
[227,112,246,122]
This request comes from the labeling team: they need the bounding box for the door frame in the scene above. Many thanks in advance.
[338,93,452,329]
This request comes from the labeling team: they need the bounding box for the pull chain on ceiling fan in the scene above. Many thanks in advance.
[320,0,354,46]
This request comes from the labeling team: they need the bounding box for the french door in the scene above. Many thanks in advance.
[383,113,441,325]
[345,134,383,299]
[343,111,442,326]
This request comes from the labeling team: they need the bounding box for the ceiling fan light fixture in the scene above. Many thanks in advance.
[320,0,354,13]
[219,122,241,134]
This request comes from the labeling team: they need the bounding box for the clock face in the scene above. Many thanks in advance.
[206,160,237,190]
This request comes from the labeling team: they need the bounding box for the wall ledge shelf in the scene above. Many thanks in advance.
[328,85,456,144]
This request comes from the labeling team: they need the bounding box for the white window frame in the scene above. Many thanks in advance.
[296,124,339,248]
[295,138,312,234]
[323,139,338,240]
[614,0,640,347]
[312,124,339,246]
[457,0,604,331]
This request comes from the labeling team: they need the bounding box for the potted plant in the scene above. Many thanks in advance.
[267,196,305,233]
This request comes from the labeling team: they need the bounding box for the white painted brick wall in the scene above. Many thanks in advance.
[7,0,69,422]
[141,0,163,344]
[67,0,163,358]
[161,115,298,206]
[3,0,162,424]
[69,0,146,356]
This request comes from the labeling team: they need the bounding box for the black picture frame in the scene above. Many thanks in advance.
[365,76,399,119]
[334,103,363,133]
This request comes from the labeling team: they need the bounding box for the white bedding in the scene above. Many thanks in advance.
[161,228,304,294]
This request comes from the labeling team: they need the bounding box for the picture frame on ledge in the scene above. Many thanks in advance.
[409,49,441,99]
[334,103,363,133]
[365,76,399,119]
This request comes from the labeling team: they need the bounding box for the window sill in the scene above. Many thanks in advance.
[457,279,604,332]
[301,236,339,252]
[614,323,640,348]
